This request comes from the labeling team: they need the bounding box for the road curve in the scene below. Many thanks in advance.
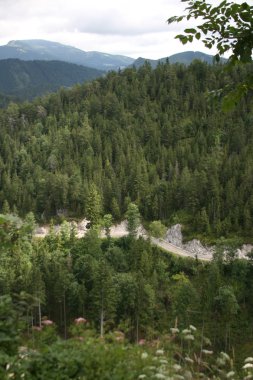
[34,220,212,261]
[150,237,211,261]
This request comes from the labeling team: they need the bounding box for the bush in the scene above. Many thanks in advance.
[149,221,167,239]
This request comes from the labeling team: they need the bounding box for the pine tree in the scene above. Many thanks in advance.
[2,200,10,214]
[86,183,102,226]
[102,214,113,240]
[126,203,141,238]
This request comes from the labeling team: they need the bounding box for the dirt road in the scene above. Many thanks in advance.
[35,220,211,261]
[150,237,211,261]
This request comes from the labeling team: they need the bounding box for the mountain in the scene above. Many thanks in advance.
[0,40,135,71]
[165,51,226,64]
[0,59,104,100]
[1,58,253,367]
[0,40,225,73]
[0,92,18,108]
[131,57,158,69]
[132,51,226,68]
[0,59,252,237]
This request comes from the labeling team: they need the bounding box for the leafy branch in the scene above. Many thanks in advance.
[168,0,253,109]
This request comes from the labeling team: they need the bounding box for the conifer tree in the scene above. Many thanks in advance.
[2,200,10,214]
[126,203,141,238]
[86,183,102,226]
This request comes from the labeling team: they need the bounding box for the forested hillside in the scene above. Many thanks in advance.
[1,213,253,376]
[0,60,253,238]
[132,50,227,69]
[1,61,253,379]
[0,59,104,100]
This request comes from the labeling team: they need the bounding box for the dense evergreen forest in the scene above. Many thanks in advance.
[1,213,253,379]
[1,61,253,379]
[0,60,253,239]
[0,59,104,100]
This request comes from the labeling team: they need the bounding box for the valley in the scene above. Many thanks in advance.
[1,18,253,380]
[0,0,253,376]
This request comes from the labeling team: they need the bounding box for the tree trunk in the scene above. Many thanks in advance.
[63,292,67,339]
[100,289,104,338]
[38,298,42,328]
[136,314,139,344]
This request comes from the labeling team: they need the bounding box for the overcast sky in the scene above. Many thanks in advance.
[0,0,218,59]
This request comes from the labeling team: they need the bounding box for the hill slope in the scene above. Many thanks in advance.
[166,51,220,64]
[0,59,104,100]
[0,61,252,239]
[132,51,226,68]
[0,40,135,71]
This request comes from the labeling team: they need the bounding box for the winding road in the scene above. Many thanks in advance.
[150,237,211,261]
[35,220,212,261]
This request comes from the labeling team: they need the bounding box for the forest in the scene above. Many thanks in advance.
[1,211,253,379]
[0,59,104,100]
[1,59,253,379]
[0,60,253,240]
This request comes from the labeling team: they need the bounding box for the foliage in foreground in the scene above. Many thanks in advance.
[1,213,253,365]
[168,0,253,110]
[1,300,253,380]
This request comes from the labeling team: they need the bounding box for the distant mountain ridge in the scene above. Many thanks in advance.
[0,40,135,71]
[0,40,228,104]
[132,51,227,68]
[0,59,104,100]
[0,40,227,73]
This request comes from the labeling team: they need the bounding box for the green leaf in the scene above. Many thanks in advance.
[240,12,252,22]
[184,28,197,34]
[181,37,189,44]
[167,16,184,24]
[210,7,219,16]
[175,34,190,45]
[195,32,201,40]
[167,16,177,24]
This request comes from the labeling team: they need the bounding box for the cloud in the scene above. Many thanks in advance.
[0,0,184,33]
[0,0,215,59]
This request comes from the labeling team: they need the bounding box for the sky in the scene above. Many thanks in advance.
[0,0,219,59]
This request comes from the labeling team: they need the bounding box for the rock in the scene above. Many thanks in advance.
[35,227,47,234]
[34,226,49,237]
[77,219,90,231]
[165,224,183,247]
[137,224,148,238]
[76,219,90,238]
[237,244,253,259]
[109,220,128,237]
[184,239,214,257]
[165,224,214,258]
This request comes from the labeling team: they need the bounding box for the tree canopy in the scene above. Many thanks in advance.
[168,0,253,108]
[0,61,253,238]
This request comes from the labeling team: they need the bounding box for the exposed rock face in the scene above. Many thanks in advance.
[237,244,253,258]
[184,239,214,257]
[103,220,128,238]
[165,224,213,258]
[165,224,183,248]
[165,224,252,259]
[35,227,47,235]
[76,219,90,238]
[77,219,90,232]
[137,224,148,238]
[34,220,252,261]
[34,226,49,238]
